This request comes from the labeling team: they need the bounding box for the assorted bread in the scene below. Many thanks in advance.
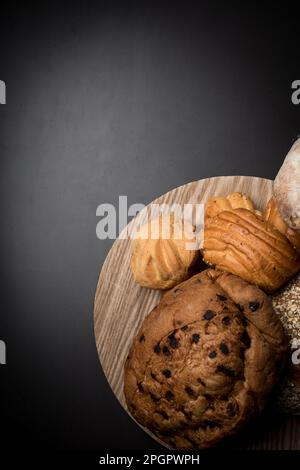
[124,270,288,449]
[125,138,300,448]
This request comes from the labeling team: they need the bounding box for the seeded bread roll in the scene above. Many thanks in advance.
[272,272,300,414]
[124,269,288,449]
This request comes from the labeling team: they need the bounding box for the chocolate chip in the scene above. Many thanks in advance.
[198,378,206,386]
[216,365,238,378]
[222,316,231,325]
[209,351,217,359]
[219,342,229,355]
[139,334,145,342]
[191,333,200,344]
[162,369,172,378]
[203,310,215,320]
[168,333,179,349]
[181,325,188,331]
[217,294,227,301]
[150,392,160,402]
[138,382,144,392]
[204,393,213,401]
[150,372,156,380]
[154,343,161,354]
[227,403,236,417]
[240,330,251,348]
[236,303,244,312]
[130,403,136,410]
[185,386,196,397]
[160,410,169,420]
[249,301,260,312]
[163,346,171,356]
[165,391,174,401]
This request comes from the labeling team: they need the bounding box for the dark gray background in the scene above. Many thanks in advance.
[0,1,299,450]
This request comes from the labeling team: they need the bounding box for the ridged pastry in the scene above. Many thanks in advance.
[265,197,300,255]
[203,208,299,293]
[205,192,262,221]
[124,269,287,449]
[131,214,199,290]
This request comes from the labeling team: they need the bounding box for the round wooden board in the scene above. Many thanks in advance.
[94,175,300,449]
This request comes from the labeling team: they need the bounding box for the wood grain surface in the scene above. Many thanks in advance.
[94,176,300,450]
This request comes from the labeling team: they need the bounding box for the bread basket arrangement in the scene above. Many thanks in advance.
[122,139,300,449]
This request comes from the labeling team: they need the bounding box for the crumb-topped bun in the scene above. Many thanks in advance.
[203,208,299,293]
[272,272,300,414]
[124,269,287,449]
[131,214,198,290]
[274,138,300,232]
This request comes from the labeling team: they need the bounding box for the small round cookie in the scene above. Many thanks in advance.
[124,269,288,449]
[131,214,198,290]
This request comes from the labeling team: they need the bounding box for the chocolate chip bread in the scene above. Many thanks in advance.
[124,269,288,449]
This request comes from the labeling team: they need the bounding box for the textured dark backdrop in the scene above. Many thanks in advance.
[0,1,299,450]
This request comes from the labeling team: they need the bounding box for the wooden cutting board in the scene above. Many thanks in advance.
[94,175,300,450]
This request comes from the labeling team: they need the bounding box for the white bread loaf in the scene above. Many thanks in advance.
[274,139,300,232]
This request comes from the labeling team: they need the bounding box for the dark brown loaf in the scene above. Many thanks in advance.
[124,269,288,449]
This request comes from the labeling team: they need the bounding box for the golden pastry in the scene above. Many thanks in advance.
[131,214,199,290]
[205,192,261,221]
[203,208,299,293]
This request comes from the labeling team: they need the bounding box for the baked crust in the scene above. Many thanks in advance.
[131,214,198,290]
[205,192,262,221]
[124,269,287,449]
[274,138,300,231]
[203,208,299,293]
[265,197,300,255]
